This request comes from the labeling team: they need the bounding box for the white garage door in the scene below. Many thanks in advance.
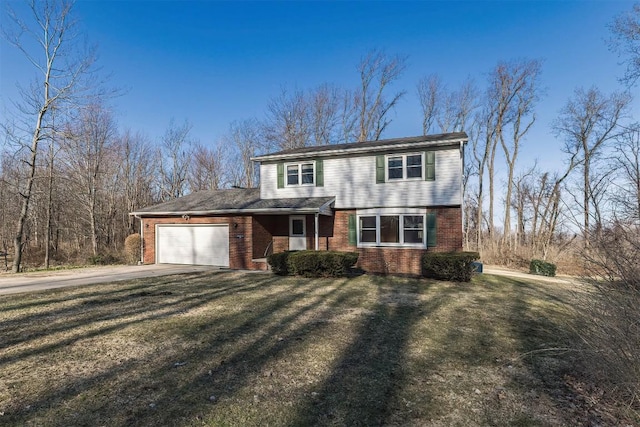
[156,225,229,267]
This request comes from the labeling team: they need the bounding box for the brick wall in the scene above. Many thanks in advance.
[431,207,463,252]
[141,216,267,270]
[140,206,462,276]
[327,207,463,275]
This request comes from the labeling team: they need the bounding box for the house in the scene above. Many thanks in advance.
[130,132,468,275]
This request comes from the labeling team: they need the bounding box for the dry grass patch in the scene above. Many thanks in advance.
[0,270,635,426]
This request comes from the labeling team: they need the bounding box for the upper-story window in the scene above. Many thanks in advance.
[387,153,423,180]
[286,162,315,186]
[378,152,434,182]
[277,160,323,189]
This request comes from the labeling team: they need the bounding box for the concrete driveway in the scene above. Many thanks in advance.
[0,264,218,296]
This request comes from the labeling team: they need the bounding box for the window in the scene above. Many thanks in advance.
[301,163,314,184]
[406,154,422,178]
[286,162,315,186]
[357,214,426,246]
[359,216,377,243]
[380,216,399,243]
[403,215,424,243]
[287,165,299,185]
[387,157,404,180]
[386,153,422,180]
[291,218,305,236]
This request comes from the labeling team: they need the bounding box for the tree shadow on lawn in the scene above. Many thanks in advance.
[289,275,458,426]
[1,272,362,426]
[0,271,215,313]
[7,273,560,427]
[0,272,273,365]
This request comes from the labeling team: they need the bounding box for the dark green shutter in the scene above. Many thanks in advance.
[376,155,385,183]
[315,159,323,187]
[277,163,284,188]
[348,214,357,245]
[426,212,437,247]
[425,151,435,181]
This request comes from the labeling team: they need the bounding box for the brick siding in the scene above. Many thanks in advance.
[141,205,462,276]
[141,216,267,270]
[328,207,463,275]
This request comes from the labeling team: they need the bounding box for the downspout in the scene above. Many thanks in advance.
[314,213,319,250]
[460,140,465,247]
[135,214,143,264]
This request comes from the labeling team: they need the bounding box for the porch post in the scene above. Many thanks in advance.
[314,213,319,250]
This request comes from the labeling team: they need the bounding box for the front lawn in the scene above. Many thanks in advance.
[0,271,630,425]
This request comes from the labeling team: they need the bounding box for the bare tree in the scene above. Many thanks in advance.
[417,74,478,134]
[610,4,640,87]
[553,87,631,244]
[352,49,407,142]
[494,60,542,247]
[226,118,263,188]
[157,119,193,201]
[309,83,341,146]
[264,87,310,150]
[416,74,443,135]
[611,124,640,221]
[2,0,96,272]
[59,103,117,255]
[118,129,156,234]
[188,143,226,191]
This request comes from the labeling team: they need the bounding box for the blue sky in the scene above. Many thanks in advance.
[1,0,636,174]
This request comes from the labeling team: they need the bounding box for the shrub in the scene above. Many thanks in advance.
[87,253,120,265]
[529,259,556,277]
[124,233,141,264]
[288,251,359,277]
[267,250,359,277]
[267,251,292,275]
[578,223,640,415]
[422,251,480,282]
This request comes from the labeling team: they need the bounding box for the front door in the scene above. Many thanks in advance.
[289,216,307,251]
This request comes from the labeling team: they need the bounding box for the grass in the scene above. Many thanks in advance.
[0,271,634,426]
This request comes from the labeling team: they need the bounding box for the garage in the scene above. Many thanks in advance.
[156,224,229,267]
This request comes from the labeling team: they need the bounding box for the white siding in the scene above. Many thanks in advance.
[260,149,462,208]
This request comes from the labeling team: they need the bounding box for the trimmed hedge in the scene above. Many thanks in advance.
[422,251,480,282]
[529,259,556,277]
[267,251,292,275]
[267,250,359,277]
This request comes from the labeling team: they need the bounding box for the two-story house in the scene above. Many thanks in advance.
[130,132,467,275]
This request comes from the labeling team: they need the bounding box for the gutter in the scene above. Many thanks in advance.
[129,205,336,218]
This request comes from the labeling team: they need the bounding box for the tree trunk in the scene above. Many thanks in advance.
[13,104,46,273]
[44,141,54,269]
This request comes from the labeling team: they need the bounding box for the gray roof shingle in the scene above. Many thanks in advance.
[131,188,335,216]
[252,132,468,161]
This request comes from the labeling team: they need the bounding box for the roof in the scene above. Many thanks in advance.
[252,132,468,162]
[130,188,335,217]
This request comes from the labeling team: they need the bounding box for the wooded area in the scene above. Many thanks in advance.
[2,0,640,275]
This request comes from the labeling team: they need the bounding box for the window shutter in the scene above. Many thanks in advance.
[376,155,385,183]
[425,151,435,181]
[426,212,437,247]
[315,159,324,187]
[348,214,357,245]
[277,163,284,188]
